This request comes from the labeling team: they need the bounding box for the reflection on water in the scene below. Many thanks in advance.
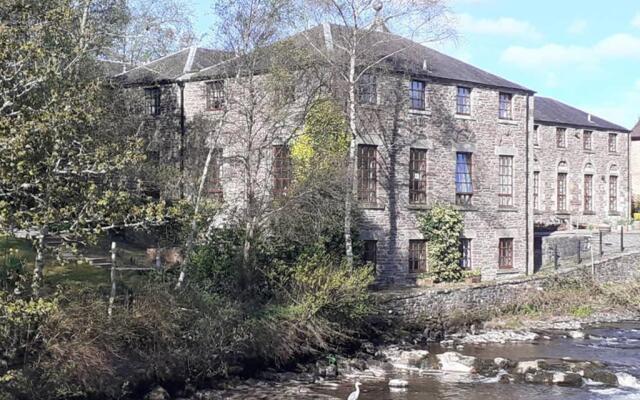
[312,322,640,400]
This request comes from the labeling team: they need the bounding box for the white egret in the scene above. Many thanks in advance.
[347,381,361,400]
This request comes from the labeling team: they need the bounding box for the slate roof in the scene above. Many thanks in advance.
[115,47,230,86]
[193,23,533,93]
[534,97,629,132]
[632,120,640,140]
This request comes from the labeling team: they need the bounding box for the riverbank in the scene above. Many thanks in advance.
[185,320,640,400]
[178,274,640,400]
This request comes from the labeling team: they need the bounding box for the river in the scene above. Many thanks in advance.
[308,322,640,400]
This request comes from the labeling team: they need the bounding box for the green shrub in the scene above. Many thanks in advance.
[418,204,464,282]
[187,228,243,294]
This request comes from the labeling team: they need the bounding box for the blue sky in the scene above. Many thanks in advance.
[190,0,640,129]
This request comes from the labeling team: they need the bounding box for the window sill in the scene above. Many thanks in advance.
[456,206,479,212]
[534,210,543,215]
[360,204,385,211]
[455,114,474,121]
[407,204,430,211]
[497,119,518,126]
[583,211,596,215]
[359,103,380,110]
[583,149,594,154]
[498,207,519,212]
[497,269,520,275]
[409,109,431,116]
[555,212,571,216]
[609,211,621,216]
[608,152,620,156]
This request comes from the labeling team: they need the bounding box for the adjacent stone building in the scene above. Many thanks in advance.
[532,97,630,229]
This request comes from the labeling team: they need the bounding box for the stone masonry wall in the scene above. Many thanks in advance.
[533,123,630,228]
[378,250,640,319]
[135,70,535,286]
[357,75,534,285]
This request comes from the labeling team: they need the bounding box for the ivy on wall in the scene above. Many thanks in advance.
[418,204,464,282]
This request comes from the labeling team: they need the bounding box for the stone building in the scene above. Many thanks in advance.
[112,24,633,285]
[631,120,640,208]
[532,97,630,229]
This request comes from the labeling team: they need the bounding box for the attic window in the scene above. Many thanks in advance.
[357,73,377,105]
[409,80,426,110]
[456,86,471,115]
[609,133,618,153]
[144,87,161,116]
[498,92,512,120]
[206,80,225,111]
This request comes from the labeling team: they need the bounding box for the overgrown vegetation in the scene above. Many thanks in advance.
[0,239,375,400]
[418,204,465,282]
[486,273,640,329]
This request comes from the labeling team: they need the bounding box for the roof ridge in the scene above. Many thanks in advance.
[184,46,198,74]
[534,96,628,132]
[114,47,190,77]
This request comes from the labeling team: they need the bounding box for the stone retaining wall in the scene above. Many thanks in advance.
[377,251,640,319]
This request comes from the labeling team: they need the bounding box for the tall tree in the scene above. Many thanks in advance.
[106,0,197,65]
[176,0,326,289]
[0,0,168,295]
[294,0,453,267]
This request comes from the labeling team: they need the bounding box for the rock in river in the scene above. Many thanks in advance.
[436,352,477,373]
[145,386,170,400]
[388,379,409,388]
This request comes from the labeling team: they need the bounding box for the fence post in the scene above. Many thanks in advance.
[599,231,603,257]
[621,225,624,253]
[554,244,559,270]
[577,240,582,264]
[108,242,117,318]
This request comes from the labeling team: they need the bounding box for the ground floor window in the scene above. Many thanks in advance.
[459,238,472,269]
[362,240,377,267]
[584,174,593,213]
[557,173,567,212]
[498,238,513,269]
[609,175,618,213]
[409,240,427,273]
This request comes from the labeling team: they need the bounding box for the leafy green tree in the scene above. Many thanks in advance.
[0,0,174,295]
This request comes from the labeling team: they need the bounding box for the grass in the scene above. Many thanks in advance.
[0,236,152,291]
[485,275,640,329]
[570,305,595,318]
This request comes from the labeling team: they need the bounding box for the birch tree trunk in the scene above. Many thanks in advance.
[344,46,358,269]
[175,116,226,289]
[31,228,47,297]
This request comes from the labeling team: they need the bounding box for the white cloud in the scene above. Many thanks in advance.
[632,13,640,28]
[567,19,587,35]
[501,33,640,71]
[582,80,640,129]
[456,13,541,40]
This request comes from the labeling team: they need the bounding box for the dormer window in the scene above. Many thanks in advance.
[206,80,225,111]
[410,80,426,110]
[144,87,161,116]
